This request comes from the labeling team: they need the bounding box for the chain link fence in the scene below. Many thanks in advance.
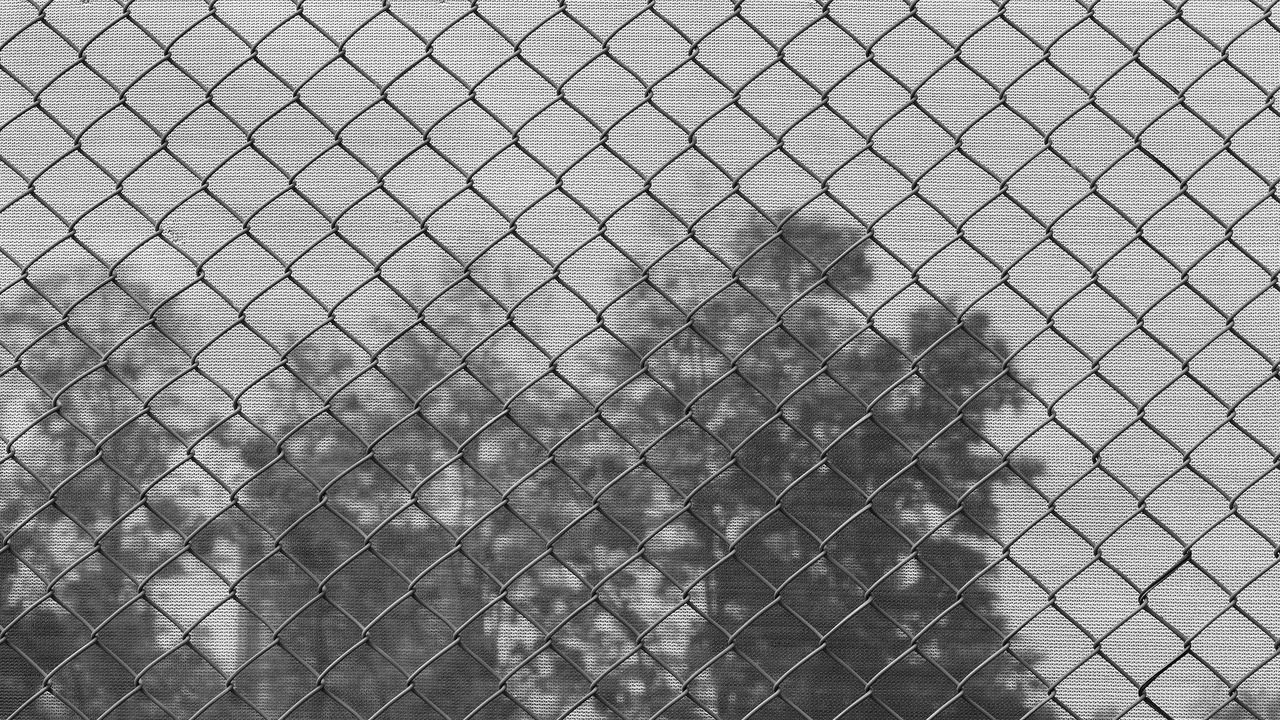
[0,0,1278,719]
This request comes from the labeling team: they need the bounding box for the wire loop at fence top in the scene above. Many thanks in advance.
[0,1,1278,720]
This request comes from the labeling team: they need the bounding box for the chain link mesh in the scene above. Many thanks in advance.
[0,0,1278,719]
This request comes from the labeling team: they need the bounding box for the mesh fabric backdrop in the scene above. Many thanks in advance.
[0,1,1277,720]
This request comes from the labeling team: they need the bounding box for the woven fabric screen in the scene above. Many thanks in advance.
[0,1,1277,719]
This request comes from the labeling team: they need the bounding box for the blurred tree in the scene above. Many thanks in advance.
[592,210,1049,720]
[198,208,1048,720]
[1198,683,1280,720]
[430,210,1050,720]
[222,291,519,719]
[0,276,202,719]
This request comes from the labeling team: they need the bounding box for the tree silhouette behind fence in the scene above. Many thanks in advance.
[1,211,1052,720]
[602,213,1049,720]
[0,279,208,719]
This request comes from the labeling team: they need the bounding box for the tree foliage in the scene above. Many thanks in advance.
[576,211,1048,720]
[0,212,1048,720]
[0,279,200,719]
